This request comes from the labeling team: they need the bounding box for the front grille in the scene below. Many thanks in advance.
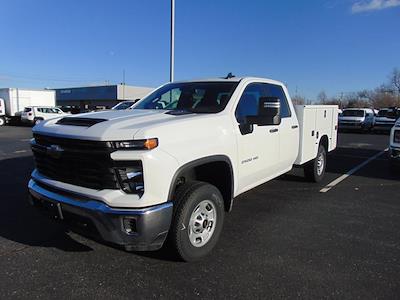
[32,134,119,190]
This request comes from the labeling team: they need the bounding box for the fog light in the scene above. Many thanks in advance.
[123,217,137,234]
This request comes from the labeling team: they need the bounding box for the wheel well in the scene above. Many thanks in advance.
[170,159,233,212]
[320,135,329,151]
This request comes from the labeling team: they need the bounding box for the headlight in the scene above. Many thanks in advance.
[116,162,144,194]
[394,130,400,143]
[113,138,158,150]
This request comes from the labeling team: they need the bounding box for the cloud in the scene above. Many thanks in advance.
[351,0,400,13]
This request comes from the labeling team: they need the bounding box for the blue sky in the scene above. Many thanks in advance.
[0,0,399,100]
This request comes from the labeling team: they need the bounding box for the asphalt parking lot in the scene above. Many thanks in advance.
[0,126,399,299]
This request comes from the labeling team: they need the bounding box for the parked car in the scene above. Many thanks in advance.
[338,108,375,131]
[28,77,338,261]
[21,106,69,125]
[111,100,138,110]
[389,118,400,169]
[374,108,399,132]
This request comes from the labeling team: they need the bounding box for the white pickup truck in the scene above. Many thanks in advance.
[28,77,338,261]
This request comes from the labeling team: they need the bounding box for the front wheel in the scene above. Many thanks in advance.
[168,181,225,262]
[304,145,327,182]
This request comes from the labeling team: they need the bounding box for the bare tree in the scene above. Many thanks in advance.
[317,91,328,104]
[291,95,306,105]
[390,68,400,96]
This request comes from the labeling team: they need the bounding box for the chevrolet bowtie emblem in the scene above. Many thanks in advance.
[46,144,64,159]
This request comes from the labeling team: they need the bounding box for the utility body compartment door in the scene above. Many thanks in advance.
[294,105,338,165]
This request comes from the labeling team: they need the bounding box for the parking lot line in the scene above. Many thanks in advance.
[13,150,27,154]
[320,148,388,193]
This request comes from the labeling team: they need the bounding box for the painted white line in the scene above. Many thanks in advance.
[320,148,388,193]
[14,150,27,153]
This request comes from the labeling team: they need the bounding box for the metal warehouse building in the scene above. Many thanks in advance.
[54,84,154,111]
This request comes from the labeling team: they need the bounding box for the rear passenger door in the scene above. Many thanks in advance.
[265,84,299,170]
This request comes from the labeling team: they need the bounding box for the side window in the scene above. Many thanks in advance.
[266,84,291,118]
[235,83,264,123]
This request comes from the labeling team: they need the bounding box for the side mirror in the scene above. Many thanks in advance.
[246,97,281,126]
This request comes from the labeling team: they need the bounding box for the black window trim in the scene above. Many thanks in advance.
[234,82,292,123]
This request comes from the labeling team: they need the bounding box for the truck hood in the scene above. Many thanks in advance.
[32,109,196,141]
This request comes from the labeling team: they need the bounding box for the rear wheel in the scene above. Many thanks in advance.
[304,145,327,182]
[0,117,5,126]
[168,181,225,262]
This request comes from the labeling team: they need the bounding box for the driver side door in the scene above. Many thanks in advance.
[234,83,280,193]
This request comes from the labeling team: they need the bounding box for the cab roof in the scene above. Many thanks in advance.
[173,76,285,86]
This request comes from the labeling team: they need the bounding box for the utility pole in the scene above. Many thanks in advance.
[170,0,175,82]
[122,69,125,100]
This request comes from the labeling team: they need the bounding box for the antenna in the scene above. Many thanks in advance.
[225,72,235,79]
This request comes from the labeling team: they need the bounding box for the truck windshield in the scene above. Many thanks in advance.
[377,110,388,117]
[134,82,239,113]
[112,101,135,110]
[342,110,364,117]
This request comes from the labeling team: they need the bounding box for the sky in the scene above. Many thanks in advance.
[0,0,399,100]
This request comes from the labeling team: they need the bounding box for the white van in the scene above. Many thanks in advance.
[21,106,69,125]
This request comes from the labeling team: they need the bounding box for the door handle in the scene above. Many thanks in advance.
[269,128,279,133]
[291,125,298,129]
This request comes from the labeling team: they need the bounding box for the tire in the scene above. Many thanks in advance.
[168,181,225,262]
[0,117,5,126]
[34,118,43,125]
[304,145,327,182]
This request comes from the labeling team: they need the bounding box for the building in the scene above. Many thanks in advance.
[54,84,154,111]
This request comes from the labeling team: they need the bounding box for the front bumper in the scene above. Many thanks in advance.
[338,122,364,129]
[28,179,173,251]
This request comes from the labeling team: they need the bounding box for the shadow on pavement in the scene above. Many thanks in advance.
[0,156,93,253]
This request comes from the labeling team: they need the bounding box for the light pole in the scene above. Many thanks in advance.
[170,0,175,82]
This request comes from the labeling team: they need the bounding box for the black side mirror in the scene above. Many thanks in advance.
[246,97,281,126]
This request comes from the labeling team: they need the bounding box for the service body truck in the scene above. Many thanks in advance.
[28,77,338,261]
[0,88,56,126]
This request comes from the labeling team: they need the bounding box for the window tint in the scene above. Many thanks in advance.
[342,110,364,117]
[24,107,32,112]
[235,83,263,123]
[265,84,291,118]
[235,83,291,123]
